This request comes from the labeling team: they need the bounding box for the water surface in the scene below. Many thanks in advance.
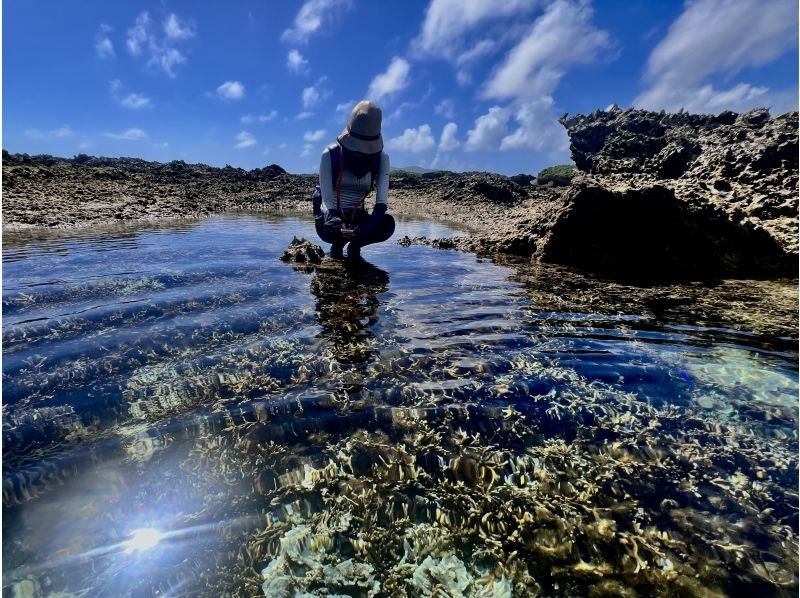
[3,213,798,596]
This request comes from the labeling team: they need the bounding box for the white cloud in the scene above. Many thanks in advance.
[126,11,194,77]
[483,0,610,101]
[287,49,309,74]
[127,12,150,56]
[412,0,537,60]
[385,86,434,125]
[96,38,114,59]
[465,106,509,151]
[109,80,153,109]
[438,122,460,151]
[454,39,497,85]
[301,77,329,109]
[25,125,75,139]
[217,81,245,100]
[241,110,278,124]
[457,0,609,154]
[336,99,357,114]
[301,143,315,157]
[434,99,456,119]
[121,93,153,109]
[235,131,257,148]
[282,0,352,44]
[302,86,320,108]
[387,124,436,153]
[500,96,567,151]
[303,129,326,142]
[634,0,798,113]
[296,111,314,120]
[104,128,148,140]
[367,57,410,102]
[96,24,115,59]
[164,14,196,40]
[150,47,186,78]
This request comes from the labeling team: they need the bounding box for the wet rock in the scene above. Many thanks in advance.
[279,236,324,266]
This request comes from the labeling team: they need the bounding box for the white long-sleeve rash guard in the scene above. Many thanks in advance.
[319,146,390,214]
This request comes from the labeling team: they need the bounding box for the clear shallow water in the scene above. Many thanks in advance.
[3,213,798,597]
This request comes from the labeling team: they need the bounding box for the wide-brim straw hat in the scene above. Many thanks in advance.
[337,100,383,154]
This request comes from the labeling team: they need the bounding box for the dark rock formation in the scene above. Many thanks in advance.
[510,173,535,186]
[540,106,798,278]
[280,237,325,267]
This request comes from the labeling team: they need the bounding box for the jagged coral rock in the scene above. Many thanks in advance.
[547,107,798,278]
[279,236,325,266]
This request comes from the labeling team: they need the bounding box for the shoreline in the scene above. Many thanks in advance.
[4,106,797,280]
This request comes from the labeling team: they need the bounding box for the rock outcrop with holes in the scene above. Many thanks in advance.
[539,106,798,278]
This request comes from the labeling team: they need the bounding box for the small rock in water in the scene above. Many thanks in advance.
[279,236,325,266]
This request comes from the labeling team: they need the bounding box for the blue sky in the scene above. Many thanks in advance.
[4,0,797,175]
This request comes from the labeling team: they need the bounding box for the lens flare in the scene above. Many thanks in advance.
[124,528,164,554]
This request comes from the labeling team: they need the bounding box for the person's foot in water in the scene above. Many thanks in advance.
[329,241,345,259]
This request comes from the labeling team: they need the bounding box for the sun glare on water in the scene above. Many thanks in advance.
[123,528,164,554]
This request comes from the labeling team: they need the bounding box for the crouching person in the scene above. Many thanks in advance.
[312,100,395,260]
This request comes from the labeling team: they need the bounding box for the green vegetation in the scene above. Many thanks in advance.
[390,165,445,175]
[536,164,577,187]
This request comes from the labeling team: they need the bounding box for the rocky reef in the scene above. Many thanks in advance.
[391,107,798,280]
[279,237,325,269]
[1,151,314,228]
[4,105,797,279]
[547,107,798,278]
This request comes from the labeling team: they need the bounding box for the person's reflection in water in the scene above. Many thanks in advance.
[309,259,390,365]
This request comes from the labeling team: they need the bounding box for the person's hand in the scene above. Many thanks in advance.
[323,216,343,236]
[341,228,355,239]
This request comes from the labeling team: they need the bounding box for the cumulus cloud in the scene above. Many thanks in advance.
[235,131,257,148]
[461,0,608,153]
[301,77,329,109]
[483,0,610,101]
[126,11,194,77]
[25,125,75,139]
[296,111,314,120]
[217,81,245,100]
[109,80,153,109]
[386,124,435,152]
[336,99,357,114]
[287,49,309,74]
[454,39,498,85]
[367,57,411,102]
[126,12,150,56]
[465,107,509,151]
[282,0,352,44]
[438,122,460,151]
[411,0,537,60]
[634,0,798,113]
[104,128,148,140]
[304,129,326,142]
[95,24,115,59]
[120,93,152,109]
[434,99,456,119]
[164,13,196,40]
[241,111,278,124]
[300,143,315,157]
[500,96,567,151]
[302,86,320,108]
